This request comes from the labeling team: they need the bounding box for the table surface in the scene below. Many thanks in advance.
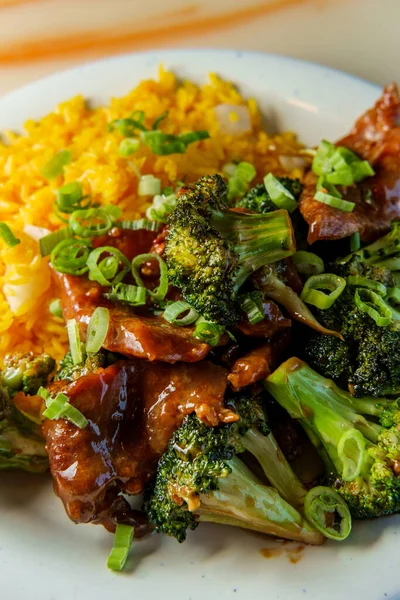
[0,0,399,97]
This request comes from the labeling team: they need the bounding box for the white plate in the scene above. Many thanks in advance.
[0,50,398,600]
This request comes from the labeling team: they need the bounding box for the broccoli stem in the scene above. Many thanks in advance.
[0,422,48,472]
[241,427,307,508]
[195,456,324,545]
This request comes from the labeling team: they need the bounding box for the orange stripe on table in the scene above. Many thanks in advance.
[0,0,321,65]
[0,0,45,7]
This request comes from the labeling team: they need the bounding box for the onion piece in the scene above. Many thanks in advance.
[24,224,51,241]
[214,104,251,135]
[279,155,307,172]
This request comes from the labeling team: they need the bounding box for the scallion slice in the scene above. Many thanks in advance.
[314,191,355,213]
[118,219,160,232]
[138,175,161,197]
[131,253,169,302]
[42,149,72,180]
[193,318,223,346]
[49,299,63,318]
[39,227,72,257]
[145,193,177,223]
[178,130,210,145]
[264,173,297,212]
[300,273,346,309]
[105,283,147,307]
[107,524,134,572]
[350,232,361,252]
[292,251,324,276]
[50,238,91,275]
[152,110,169,130]
[101,205,122,221]
[233,161,256,183]
[43,392,88,428]
[354,288,392,327]
[303,486,351,541]
[239,293,264,325]
[347,276,386,296]
[119,138,140,157]
[163,301,199,326]
[66,318,83,365]
[86,307,110,353]
[227,176,247,200]
[0,222,20,247]
[70,207,113,238]
[87,246,131,287]
[56,181,91,214]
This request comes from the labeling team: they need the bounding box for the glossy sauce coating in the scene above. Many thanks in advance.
[43,360,235,529]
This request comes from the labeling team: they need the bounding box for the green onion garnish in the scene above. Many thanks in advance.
[87,246,131,287]
[141,131,186,155]
[312,140,374,186]
[337,428,366,482]
[42,149,72,180]
[152,110,169,130]
[300,273,346,309]
[163,301,199,326]
[70,207,113,238]
[119,138,140,157]
[354,288,392,327]
[304,486,351,541]
[178,130,210,145]
[108,116,147,136]
[350,232,361,252]
[292,251,324,276]
[193,317,223,346]
[50,238,91,275]
[107,524,134,572]
[101,205,122,221]
[66,318,83,365]
[105,283,147,307]
[131,253,169,303]
[145,193,177,223]
[239,292,264,325]
[49,299,63,318]
[347,276,386,296]
[314,191,355,213]
[227,176,247,200]
[264,173,297,213]
[86,307,110,354]
[56,181,91,215]
[138,174,161,197]
[37,386,50,401]
[43,392,88,428]
[118,219,160,232]
[39,227,72,257]
[0,222,20,247]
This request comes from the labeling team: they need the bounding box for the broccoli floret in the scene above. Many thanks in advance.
[304,250,400,397]
[266,358,400,519]
[0,383,48,472]
[145,393,325,545]
[237,178,303,214]
[165,174,296,326]
[55,351,106,382]
[2,352,55,396]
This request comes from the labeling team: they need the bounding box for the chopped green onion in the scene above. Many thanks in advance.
[193,318,223,346]
[316,176,342,199]
[42,149,72,180]
[304,486,351,541]
[119,138,140,157]
[70,208,113,238]
[37,386,50,400]
[138,175,161,197]
[178,130,210,145]
[118,219,160,232]
[107,524,134,572]
[351,160,375,182]
[39,227,72,257]
[108,117,147,136]
[325,168,354,186]
[338,428,366,482]
[152,110,169,130]
[227,176,247,200]
[235,162,257,183]
[312,140,374,186]
[101,205,122,221]
[51,238,91,275]
[292,251,324,276]
[105,283,147,307]
[162,186,174,196]
[314,190,355,212]
[354,288,392,327]
[163,301,199,326]
[264,173,297,212]
[66,318,83,365]
[131,253,168,302]
[347,276,386,296]
[301,273,346,309]
[49,299,63,318]
[0,222,20,247]
[87,246,131,287]
[239,293,264,325]
[222,163,236,177]
[145,193,177,223]
[56,181,91,215]
[350,232,361,252]
[142,131,186,155]
[43,392,88,428]
[86,307,110,353]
